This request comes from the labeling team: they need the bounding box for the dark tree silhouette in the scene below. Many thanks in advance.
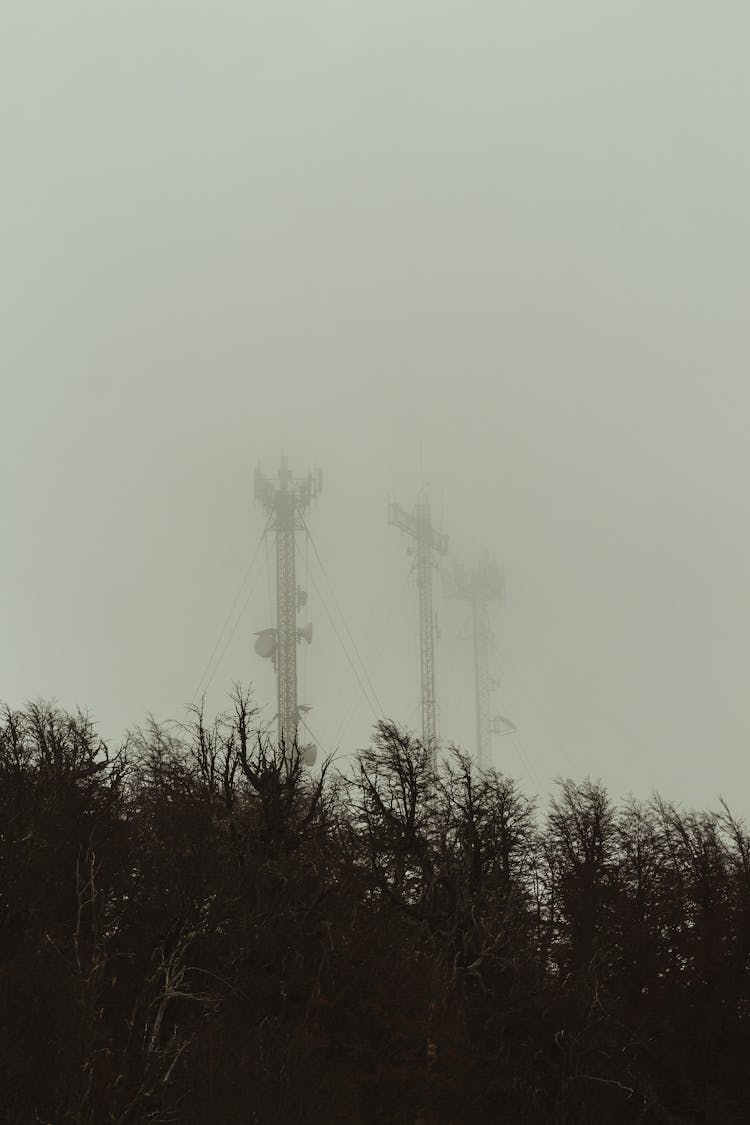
[1,696,749,1123]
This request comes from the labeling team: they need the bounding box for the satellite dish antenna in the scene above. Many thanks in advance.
[491,715,517,737]
[254,629,276,659]
[298,623,313,645]
[299,742,317,767]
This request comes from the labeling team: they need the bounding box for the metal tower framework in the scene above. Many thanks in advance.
[450,556,505,769]
[255,457,321,749]
[389,493,448,754]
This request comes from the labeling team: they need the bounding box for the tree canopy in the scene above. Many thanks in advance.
[1,693,748,1123]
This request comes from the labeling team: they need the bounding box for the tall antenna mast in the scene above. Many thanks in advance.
[254,456,322,757]
[449,554,512,769]
[389,490,449,756]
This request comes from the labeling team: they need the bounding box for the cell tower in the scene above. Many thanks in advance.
[450,555,514,769]
[254,456,322,760]
[389,492,449,756]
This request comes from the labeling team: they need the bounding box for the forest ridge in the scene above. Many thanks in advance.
[1,693,748,1124]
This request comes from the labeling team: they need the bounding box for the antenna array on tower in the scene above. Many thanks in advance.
[243,457,515,774]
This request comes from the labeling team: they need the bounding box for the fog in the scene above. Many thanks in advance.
[2,2,749,809]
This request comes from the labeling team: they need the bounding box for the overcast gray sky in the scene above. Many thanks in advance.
[3,1,749,810]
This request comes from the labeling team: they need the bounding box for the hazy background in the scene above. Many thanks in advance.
[2,1,749,810]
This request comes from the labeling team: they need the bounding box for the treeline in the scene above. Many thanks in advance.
[1,694,749,1124]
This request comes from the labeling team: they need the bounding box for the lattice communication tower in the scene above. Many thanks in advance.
[389,492,449,757]
[254,457,322,758]
[450,554,514,768]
